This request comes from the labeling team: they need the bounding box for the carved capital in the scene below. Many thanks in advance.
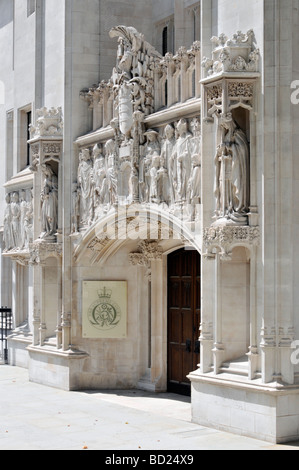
[129,240,163,268]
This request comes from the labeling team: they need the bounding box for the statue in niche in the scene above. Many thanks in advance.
[172,119,192,203]
[3,193,13,252]
[78,148,94,226]
[214,113,250,225]
[161,124,176,205]
[140,129,160,203]
[188,118,202,219]
[40,164,58,239]
[11,191,21,249]
[105,139,119,206]
[130,160,139,203]
[93,144,108,209]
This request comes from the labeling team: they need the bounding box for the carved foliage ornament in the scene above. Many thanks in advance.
[203,225,260,260]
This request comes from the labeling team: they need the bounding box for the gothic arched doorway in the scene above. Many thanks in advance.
[167,248,201,396]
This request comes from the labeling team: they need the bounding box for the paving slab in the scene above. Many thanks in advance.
[0,366,299,451]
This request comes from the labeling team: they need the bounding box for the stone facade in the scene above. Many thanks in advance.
[1,0,299,444]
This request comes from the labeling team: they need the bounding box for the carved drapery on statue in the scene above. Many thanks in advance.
[213,113,250,226]
[200,30,260,232]
[40,164,58,240]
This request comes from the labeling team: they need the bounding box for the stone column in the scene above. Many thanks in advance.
[247,247,259,380]
[150,258,166,391]
[212,254,224,374]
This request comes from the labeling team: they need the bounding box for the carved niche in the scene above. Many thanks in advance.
[200,31,260,258]
[25,106,63,249]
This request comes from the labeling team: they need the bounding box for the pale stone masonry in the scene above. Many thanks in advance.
[1,0,299,444]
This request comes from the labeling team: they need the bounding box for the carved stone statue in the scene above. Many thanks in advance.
[11,192,21,249]
[214,113,250,225]
[78,148,94,226]
[188,118,202,219]
[20,190,29,250]
[172,119,192,203]
[149,153,162,203]
[130,77,147,114]
[3,193,13,252]
[72,183,80,234]
[23,189,33,249]
[93,144,108,209]
[40,165,58,239]
[105,139,118,206]
[161,124,176,205]
[140,129,160,203]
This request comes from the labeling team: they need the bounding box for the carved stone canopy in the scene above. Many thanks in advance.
[28,107,63,172]
[201,31,260,121]
[202,30,260,79]
[29,107,63,139]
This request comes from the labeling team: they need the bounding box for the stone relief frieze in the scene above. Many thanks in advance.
[75,25,203,237]
[3,189,34,253]
[74,116,202,233]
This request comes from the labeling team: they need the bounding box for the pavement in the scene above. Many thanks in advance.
[0,366,299,451]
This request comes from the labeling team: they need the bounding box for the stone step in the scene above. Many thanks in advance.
[220,356,249,377]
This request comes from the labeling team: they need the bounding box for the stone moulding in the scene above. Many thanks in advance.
[203,225,260,260]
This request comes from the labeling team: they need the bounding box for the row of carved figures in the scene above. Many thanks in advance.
[3,164,59,252]
[73,118,202,231]
[3,190,33,252]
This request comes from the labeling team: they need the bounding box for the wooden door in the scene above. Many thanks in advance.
[167,248,201,396]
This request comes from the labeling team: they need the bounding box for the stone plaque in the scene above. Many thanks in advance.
[82,281,127,339]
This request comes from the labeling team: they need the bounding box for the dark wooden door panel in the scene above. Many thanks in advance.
[167,249,201,396]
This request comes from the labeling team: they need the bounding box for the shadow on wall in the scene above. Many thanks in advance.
[0,81,5,105]
[0,0,13,29]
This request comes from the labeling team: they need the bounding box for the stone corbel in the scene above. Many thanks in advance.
[29,240,62,266]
